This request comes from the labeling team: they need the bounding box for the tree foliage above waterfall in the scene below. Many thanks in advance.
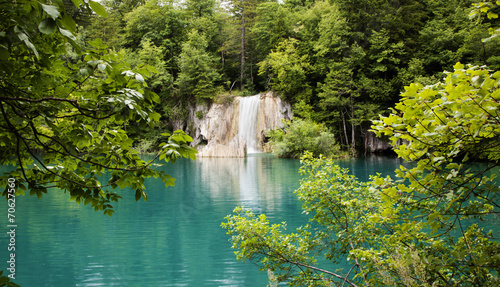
[76,0,500,154]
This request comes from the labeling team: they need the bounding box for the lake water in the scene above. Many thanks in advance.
[0,154,407,286]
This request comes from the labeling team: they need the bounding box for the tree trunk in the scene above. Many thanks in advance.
[221,50,225,70]
[350,97,356,157]
[250,56,254,85]
[362,125,368,157]
[342,110,349,151]
[240,3,245,91]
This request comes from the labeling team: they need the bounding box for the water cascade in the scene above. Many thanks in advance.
[238,94,261,153]
[193,91,293,157]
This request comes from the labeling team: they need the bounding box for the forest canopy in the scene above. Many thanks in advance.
[75,0,500,155]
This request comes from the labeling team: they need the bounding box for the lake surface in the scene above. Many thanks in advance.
[0,154,408,286]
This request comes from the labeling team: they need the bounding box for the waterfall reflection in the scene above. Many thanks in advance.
[238,156,261,212]
[197,156,262,212]
[196,155,303,218]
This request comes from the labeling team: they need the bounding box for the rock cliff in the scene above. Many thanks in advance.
[188,92,292,157]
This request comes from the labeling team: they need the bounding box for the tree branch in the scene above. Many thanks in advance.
[0,96,78,104]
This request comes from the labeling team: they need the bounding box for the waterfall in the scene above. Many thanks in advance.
[196,91,292,157]
[238,94,261,153]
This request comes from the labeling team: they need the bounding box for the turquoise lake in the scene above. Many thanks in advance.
[0,154,408,286]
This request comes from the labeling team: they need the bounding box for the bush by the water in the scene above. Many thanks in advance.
[268,118,344,158]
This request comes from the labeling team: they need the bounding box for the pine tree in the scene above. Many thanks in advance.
[223,0,263,91]
[175,30,222,102]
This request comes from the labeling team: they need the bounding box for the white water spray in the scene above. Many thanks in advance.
[238,94,261,153]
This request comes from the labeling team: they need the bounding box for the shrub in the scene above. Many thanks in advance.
[268,118,344,158]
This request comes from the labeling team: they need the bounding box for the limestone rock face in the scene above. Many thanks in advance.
[189,92,292,157]
[364,130,408,154]
[198,97,240,147]
[365,131,393,153]
[256,91,293,152]
[198,136,247,158]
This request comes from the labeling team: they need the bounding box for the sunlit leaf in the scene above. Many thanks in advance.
[58,27,76,41]
[89,0,107,17]
[41,4,60,20]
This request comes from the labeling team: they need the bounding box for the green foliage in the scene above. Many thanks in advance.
[0,270,20,287]
[175,30,222,102]
[258,38,312,103]
[224,64,500,286]
[251,2,295,61]
[268,118,343,159]
[195,110,204,120]
[374,63,500,163]
[122,0,186,82]
[371,63,500,286]
[83,6,125,49]
[123,0,177,48]
[223,154,383,286]
[317,44,364,115]
[469,1,500,69]
[66,0,500,157]
[0,0,197,217]
[123,39,173,94]
[309,1,349,70]
[132,127,172,153]
[223,205,339,286]
[184,0,217,17]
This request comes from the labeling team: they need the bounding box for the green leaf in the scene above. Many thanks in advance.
[89,0,107,17]
[84,196,92,205]
[0,46,9,61]
[71,0,82,6]
[23,2,32,13]
[150,112,161,122]
[106,209,115,217]
[141,190,148,202]
[88,38,105,49]
[59,27,76,41]
[487,12,498,19]
[453,62,464,70]
[58,14,77,34]
[14,26,38,58]
[165,178,176,187]
[38,18,57,34]
[41,4,60,20]
[145,64,159,74]
[135,73,144,83]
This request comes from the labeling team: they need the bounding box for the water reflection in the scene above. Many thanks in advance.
[238,156,261,212]
[334,154,409,181]
[1,155,415,287]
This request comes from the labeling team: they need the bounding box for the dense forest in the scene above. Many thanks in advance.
[68,0,500,155]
